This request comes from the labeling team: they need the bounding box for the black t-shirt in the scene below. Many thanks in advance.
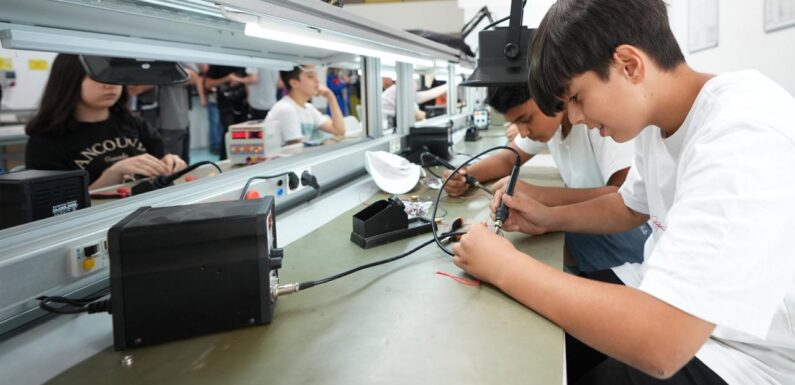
[206,65,247,110]
[25,114,165,183]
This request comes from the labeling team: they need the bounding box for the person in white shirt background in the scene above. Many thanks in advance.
[381,76,449,127]
[245,67,280,120]
[444,85,649,274]
[264,65,345,147]
[452,0,795,384]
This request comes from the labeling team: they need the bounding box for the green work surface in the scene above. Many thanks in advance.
[45,130,566,385]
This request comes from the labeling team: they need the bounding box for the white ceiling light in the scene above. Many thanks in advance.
[0,25,294,70]
[242,19,434,68]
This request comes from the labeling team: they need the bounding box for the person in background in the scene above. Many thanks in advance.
[25,54,185,190]
[326,67,349,116]
[246,67,279,120]
[264,65,345,146]
[203,65,253,160]
[382,77,449,125]
[197,64,222,155]
[125,63,201,163]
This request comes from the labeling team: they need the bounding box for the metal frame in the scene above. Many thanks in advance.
[362,56,383,138]
[0,137,394,335]
[395,62,415,136]
[0,0,476,337]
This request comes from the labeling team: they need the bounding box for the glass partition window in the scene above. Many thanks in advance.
[415,66,450,120]
[3,48,366,231]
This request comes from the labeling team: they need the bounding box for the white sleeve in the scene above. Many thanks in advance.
[588,127,635,184]
[382,86,396,117]
[513,136,547,155]
[618,132,649,215]
[307,103,331,129]
[246,67,257,75]
[638,123,795,339]
[265,104,302,144]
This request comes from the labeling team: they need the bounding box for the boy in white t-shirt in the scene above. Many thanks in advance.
[444,85,648,273]
[264,65,345,146]
[452,1,795,384]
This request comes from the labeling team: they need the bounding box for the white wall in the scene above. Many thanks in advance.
[458,1,795,96]
[345,1,464,33]
[668,0,795,96]
[0,48,57,111]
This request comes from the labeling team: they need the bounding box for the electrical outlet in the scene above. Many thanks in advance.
[389,137,401,153]
[288,166,312,195]
[68,239,109,278]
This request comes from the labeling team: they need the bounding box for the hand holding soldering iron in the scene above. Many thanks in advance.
[489,187,553,236]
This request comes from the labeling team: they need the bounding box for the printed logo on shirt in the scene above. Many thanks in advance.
[650,216,667,232]
[74,137,146,169]
[301,122,317,140]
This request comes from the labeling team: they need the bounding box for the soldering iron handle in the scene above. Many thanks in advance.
[495,165,521,224]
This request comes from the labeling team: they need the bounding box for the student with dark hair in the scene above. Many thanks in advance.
[264,65,344,146]
[25,54,186,190]
[453,1,795,384]
[443,85,647,274]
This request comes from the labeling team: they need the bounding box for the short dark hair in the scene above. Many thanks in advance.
[26,54,132,136]
[280,66,303,92]
[486,86,531,114]
[529,0,685,116]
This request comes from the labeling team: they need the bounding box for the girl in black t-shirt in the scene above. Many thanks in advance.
[25,54,186,189]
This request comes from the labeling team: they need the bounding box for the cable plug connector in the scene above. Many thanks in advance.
[272,281,315,299]
[301,171,321,199]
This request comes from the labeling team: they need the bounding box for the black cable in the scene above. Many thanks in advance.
[166,160,222,183]
[419,152,444,179]
[300,171,321,200]
[295,231,464,291]
[239,172,298,200]
[431,146,521,256]
[37,295,111,314]
[480,0,527,30]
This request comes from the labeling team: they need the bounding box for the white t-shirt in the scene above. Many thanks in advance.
[614,70,795,385]
[264,96,331,146]
[513,124,635,188]
[382,84,419,119]
[245,67,279,111]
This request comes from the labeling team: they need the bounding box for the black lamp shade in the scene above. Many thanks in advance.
[461,27,535,87]
[79,56,189,85]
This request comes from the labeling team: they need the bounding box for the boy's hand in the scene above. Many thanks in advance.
[490,190,553,235]
[442,167,470,197]
[318,86,334,100]
[452,223,521,284]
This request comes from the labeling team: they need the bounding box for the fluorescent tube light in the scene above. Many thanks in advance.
[244,22,434,68]
[0,26,294,70]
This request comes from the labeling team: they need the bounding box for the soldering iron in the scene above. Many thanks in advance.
[431,145,522,255]
[493,161,521,235]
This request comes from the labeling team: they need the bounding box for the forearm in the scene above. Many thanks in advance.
[416,84,447,104]
[529,185,618,207]
[203,76,228,90]
[549,192,648,234]
[495,257,713,379]
[468,144,531,182]
[326,97,345,136]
